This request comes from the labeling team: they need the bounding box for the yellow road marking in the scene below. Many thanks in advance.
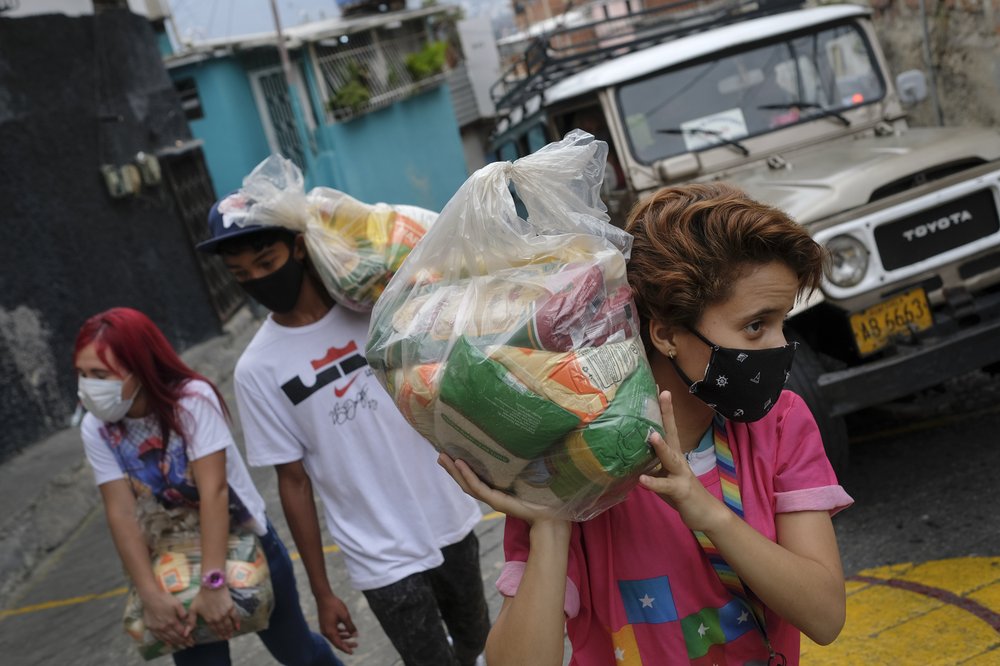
[802,557,1000,665]
[0,511,507,619]
[0,587,128,619]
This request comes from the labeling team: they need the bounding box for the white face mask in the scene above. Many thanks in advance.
[77,375,139,422]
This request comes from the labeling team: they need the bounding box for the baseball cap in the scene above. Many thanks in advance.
[196,191,270,254]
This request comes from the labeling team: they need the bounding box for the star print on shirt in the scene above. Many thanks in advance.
[715,375,728,387]
[618,576,677,624]
[680,599,758,658]
[611,625,639,666]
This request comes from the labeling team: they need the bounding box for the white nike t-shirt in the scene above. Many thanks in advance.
[234,305,482,590]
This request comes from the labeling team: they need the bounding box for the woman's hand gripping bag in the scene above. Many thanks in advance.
[367,130,663,521]
[234,154,437,311]
[121,500,273,660]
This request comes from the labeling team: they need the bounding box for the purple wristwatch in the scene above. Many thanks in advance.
[201,568,226,590]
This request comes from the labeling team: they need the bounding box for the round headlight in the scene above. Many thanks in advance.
[824,234,869,287]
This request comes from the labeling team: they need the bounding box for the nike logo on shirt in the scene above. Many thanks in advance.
[281,341,369,406]
[334,375,359,398]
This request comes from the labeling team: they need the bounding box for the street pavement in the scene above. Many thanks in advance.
[1,305,999,664]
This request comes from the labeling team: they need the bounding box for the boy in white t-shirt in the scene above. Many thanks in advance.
[197,193,489,666]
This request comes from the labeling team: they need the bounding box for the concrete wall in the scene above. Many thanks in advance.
[0,10,221,461]
[868,0,1000,128]
[169,58,273,197]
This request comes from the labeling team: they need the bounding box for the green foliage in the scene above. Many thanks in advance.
[405,40,447,81]
[328,60,371,115]
[329,79,370,113]
[387,64,404,88]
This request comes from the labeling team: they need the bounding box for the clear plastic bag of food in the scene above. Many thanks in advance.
[366,130,663,521]
[234,154,437,311]
[122,530,273,660]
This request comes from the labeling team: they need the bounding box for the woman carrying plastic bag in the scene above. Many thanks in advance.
[366,130,663,521]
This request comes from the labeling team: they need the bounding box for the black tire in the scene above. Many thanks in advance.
[785,334,850,479]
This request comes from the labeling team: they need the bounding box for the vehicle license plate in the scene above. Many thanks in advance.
[849,287,933,356]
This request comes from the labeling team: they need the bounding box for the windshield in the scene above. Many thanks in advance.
[618,22,884,164]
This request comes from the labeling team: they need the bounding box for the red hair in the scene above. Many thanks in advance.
[73,307,229,445]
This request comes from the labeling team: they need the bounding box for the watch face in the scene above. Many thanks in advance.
[202,570,226,589]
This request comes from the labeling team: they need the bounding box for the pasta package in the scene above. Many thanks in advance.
[230,155,437,311]
[367,131,663,521]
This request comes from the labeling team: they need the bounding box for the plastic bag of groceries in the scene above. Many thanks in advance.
[365,130,663,521]
[233,154,437,311]
[122,530,273,660]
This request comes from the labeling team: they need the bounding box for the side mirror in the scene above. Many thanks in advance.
[896,70,928,106]
[655,153,701,182]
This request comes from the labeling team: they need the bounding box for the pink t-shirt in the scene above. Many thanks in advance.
[498,390,853,666]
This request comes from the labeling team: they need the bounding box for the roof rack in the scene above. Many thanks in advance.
[491,0,806,116]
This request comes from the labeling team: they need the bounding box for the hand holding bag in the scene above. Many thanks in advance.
[122,500,274,660]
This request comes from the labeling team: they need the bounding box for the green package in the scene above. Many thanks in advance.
[438,337,581,460]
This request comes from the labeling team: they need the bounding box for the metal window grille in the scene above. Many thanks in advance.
[158,144,246,324]
[315,32,448,122]
[254,69,308,168]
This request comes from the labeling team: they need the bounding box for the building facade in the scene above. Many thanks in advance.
[163,4,475,212]
[0,2,236,461]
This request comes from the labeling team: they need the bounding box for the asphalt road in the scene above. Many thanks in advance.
[2,369,999,665]
[806,368,1000,664]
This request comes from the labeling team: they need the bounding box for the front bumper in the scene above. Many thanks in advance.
[818,289,1000,415]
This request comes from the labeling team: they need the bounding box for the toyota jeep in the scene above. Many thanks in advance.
[489,0,1000,473]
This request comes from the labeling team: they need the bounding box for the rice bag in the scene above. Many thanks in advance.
[228,154,437,311]
[367,130,664,521]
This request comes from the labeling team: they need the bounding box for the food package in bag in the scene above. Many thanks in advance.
[122,531,273,660]
[228,154,437,311]
[366,130,663,521]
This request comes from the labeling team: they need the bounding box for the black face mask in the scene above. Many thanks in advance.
[239,254,305,314]
[670,327,797,422]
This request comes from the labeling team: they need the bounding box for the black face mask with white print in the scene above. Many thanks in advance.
[670,327,797,422]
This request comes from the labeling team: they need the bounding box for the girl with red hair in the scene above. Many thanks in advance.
[74,307,347,666]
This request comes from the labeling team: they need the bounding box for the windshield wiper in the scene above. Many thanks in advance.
[656,127,750,156]
[758,102,851,127]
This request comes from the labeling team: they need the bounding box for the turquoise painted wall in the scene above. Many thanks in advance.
[313,84,468,213]
[156,30,173,58]
[168,59,271,197]
[168,50,467,213]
